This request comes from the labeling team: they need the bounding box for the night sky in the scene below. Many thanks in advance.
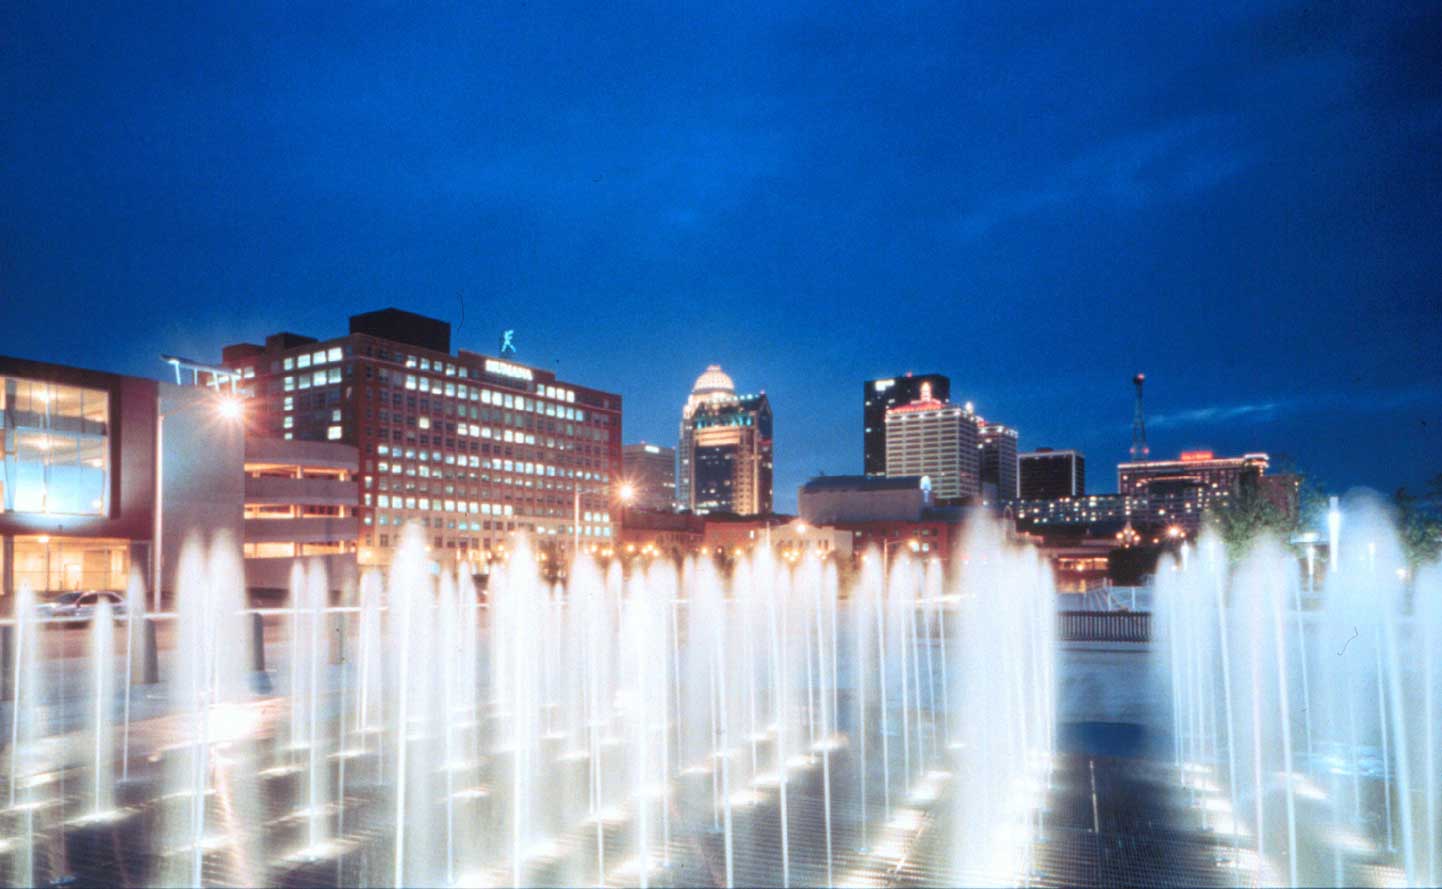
[4,2,1440,511]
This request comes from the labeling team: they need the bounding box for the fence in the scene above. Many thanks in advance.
[1057,609,1151,643]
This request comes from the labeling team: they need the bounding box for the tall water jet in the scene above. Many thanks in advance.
[8,584,39,887]
[121,567,147,782]
[88,599,116,818]
[948,519,1056,884]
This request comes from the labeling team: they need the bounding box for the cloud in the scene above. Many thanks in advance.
[958,114,1258,240]
[1147,382,1442,431]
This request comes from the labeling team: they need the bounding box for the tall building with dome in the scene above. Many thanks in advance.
[677,365,773,515]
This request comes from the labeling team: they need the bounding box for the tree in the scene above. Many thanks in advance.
[1209,483,1295,560]
[1394,477,1442,570]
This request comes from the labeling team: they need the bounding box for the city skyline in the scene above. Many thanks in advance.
[5,3,1440,512]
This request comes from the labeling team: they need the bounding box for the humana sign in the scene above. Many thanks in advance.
[485,358,533,381]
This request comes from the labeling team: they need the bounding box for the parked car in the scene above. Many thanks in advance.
[38,590,127,621]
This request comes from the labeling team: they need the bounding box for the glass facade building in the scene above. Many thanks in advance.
[678,366,773,516]
[1,356,160,604]
[1,375,111,516]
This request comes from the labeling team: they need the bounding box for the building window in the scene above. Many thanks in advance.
[327,425,342,440]
[12,536,128,593]
[0,376,110,516]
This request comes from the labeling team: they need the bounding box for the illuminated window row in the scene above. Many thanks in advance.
[398,375,588,422]
[282,347,344,371]
[283,367,342,391]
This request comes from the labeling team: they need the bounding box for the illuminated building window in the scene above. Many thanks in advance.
[0,376,110,516]
[13,536,128,592]
[327,425,342,440]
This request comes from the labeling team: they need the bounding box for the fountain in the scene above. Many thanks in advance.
[1155,495,1441,887]
[32,500,1442,885]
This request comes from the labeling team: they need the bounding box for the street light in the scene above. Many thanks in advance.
[152,391,244,611]
[880,536,920,577]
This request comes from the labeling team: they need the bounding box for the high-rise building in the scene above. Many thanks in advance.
[622,442,677,511]
[219,308,622,567]
[678,365,772,515]
[883,382,979,504]
[977,421,1019,504]
[1019,449,1085,500]
[1118,451,1268,503]
[863,373,950,477]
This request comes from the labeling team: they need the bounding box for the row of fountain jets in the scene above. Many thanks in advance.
[5,497,1439,887]
[1157,496,1440,888]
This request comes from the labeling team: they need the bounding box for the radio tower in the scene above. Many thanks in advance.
[1130,373,1149,461]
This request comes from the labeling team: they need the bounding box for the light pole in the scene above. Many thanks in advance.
[152,392,243,611]
[880,536,920,578]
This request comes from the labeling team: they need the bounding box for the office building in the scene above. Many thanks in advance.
[883,382,979,504]
[977,420,1018,504]
[622,442,676,511]
[677,365,772,516]
[242,437,359,592]
[219,308,623,567]
[863,373,950,476]
[1118,451,1268,503]
[1019,449,1086,500]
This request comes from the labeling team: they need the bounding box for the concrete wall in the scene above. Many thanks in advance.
[159,384,245,595]
[798,487,925,524]
[245,552,357,596]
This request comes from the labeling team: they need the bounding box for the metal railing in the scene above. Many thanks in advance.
[1057,609,1151,643]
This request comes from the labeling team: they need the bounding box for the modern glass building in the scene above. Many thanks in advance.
[622,442,677,511]
[678,365,772,516]
[1019,448,1086,500]
[0,356,159,603]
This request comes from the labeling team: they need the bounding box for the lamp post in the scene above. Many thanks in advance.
[152,392,243,612]
[880,536,920,578]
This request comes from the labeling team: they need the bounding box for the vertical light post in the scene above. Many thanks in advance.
[880,536,920,578]
[613,483,635,570]
[152,393,243,611]
[1327,496,1341,576]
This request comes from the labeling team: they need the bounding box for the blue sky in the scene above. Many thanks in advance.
[3,1,1440,510]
